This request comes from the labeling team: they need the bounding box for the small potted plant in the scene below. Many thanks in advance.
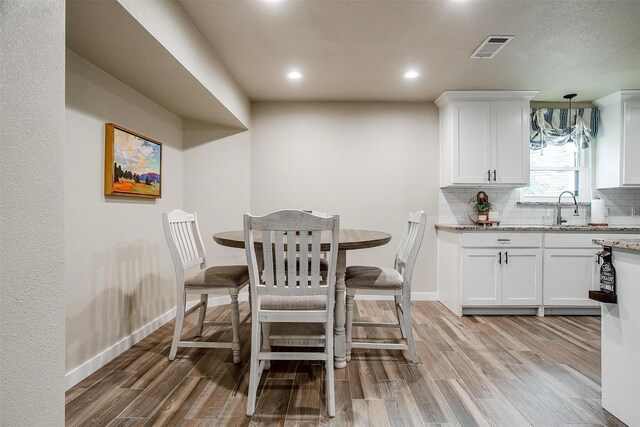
[474,200,493,221]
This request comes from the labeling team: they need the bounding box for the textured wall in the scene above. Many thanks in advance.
[182,121,251,273]
[0,0,66,424]
[250,102,439,294]
[65,50,183,375]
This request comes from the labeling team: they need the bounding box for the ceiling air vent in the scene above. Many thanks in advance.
[470,35,514,59]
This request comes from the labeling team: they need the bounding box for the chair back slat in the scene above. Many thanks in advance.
[262,230,275,289]
[172,221,198,266]
[244,210,339,299]
[299,231,309,287]
[286,231,297,285]
[178,222,194,261]
[185,222,199,261]
[394,210,427,289]
[274,231,286,288]
[169,225,183,261]
[398,222,418,265]
[173,223,185,260]
[310,230,322,288]
[163,209,207,277]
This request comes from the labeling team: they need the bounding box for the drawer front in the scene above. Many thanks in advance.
[461,232,542,248]
[544,233,640,248]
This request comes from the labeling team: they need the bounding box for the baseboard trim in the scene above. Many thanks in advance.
[412,292,439,301]
[462,307,539,316]
[65,293,249,390]
[542,307,601,316]
[354,292,438,301]
[65,291,435,389]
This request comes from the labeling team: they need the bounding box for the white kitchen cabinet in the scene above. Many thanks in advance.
[492,101,531,185]
[461,249,500,305]
[543,248,600,307]
[437,229,640,316]
[435,91,537,188]
[594,90,640,188]
[461,248,542,307]
[438,231,543,315]
[542,232,640,307]
[451,102,492,184]
[501,248,543,306]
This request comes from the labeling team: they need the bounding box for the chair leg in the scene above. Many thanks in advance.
[229,289,241,364]
[395,294,407,339]
[261,322,271,370]
[169,291,185,361]
[247,315,261,416]
[196,294,208,337]
[403,294,418,364]
[326,324,336,417]
[345,291,355,362]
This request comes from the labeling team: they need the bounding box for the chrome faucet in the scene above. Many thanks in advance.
[556,191,579,225]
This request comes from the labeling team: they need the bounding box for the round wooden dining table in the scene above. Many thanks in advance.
[213,229,392,368]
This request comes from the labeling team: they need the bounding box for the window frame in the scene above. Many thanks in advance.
[520,145,592,203]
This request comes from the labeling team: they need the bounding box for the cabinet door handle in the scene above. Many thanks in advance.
[596,254,600,264]
[493,170,497,181]
[505,251,508,264]
[487,170,491,181]
[498,251,502,264]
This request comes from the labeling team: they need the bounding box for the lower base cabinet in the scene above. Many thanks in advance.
[543,248,600,307]
[461,248,542,306]
[461,249,500,305]
[437,230,640,316]
[501,249,543,305]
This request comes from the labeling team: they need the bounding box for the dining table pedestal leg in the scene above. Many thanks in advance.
[334,250,347,368]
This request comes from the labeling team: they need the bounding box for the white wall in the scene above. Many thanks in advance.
[65,50,183,377]
[182,121,251,272]
[250,102,439,294]
[0,1,66,424]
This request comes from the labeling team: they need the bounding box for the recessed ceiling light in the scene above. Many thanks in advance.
[403,70,421,79]
[285,70,303,80]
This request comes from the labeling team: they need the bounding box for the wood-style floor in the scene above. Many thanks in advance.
[65,301,625,426]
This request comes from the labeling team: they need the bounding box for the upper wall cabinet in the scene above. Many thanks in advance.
[435,91,538,188]
[594,90,640,189]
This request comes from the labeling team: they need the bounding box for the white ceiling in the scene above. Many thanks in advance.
[178,0,640,102]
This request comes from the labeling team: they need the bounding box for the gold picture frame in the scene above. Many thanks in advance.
[104,123,162,199]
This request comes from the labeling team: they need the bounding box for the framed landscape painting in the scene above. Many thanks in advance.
[104,123,162,199]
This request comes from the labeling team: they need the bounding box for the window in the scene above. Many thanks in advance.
[521,144,591,202]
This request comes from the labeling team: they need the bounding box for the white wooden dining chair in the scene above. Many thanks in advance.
[244,210,339,417]
[282,210,329,278]
[163,209,250,363]
[345,210,426,363]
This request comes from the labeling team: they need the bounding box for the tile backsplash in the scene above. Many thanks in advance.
[439,188,640,225]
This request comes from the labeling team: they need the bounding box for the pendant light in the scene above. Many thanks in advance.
[563,93,578,152]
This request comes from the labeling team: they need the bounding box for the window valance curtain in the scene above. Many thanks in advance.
[530,108,599,151]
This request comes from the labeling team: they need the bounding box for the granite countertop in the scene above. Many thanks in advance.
[436,224,640,232]
[593,238,640,251]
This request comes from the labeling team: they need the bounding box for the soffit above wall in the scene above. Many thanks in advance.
[66,0,247,129]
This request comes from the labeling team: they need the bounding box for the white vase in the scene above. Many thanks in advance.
[478,213,488,221]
